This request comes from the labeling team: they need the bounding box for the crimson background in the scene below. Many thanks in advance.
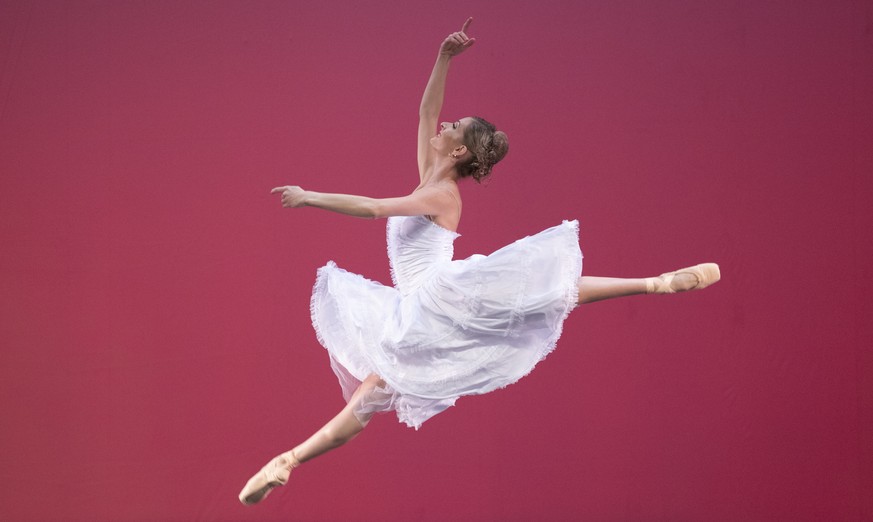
[2,1,872,520]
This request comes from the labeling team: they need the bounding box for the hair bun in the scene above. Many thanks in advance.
[490,131,509,163]
[461,117,510,183]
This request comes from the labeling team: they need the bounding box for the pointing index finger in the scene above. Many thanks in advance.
[461,17,473,35]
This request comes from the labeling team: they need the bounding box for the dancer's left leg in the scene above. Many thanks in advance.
[239,374,386,505]
[291,373,386,463]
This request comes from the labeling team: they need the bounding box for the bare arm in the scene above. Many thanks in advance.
[271,185,455,220]
[417,18,475,180]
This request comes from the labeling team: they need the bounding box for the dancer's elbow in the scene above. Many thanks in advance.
[370,200,389,219]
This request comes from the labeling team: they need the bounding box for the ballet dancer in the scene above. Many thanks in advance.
[239,18,719,505]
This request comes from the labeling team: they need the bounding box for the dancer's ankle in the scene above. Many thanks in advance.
[283,450,301,468]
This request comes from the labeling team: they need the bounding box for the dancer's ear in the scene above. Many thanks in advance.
[451,145,468,159]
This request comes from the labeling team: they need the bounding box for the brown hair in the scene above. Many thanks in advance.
[458,116,509,183]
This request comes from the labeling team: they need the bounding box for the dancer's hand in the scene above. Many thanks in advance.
[271,185,307,208]
[439,17,475,57]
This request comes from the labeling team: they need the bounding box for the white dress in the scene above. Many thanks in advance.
[310,215,583,429]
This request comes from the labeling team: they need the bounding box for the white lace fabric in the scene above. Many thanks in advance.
[310,215,583,429]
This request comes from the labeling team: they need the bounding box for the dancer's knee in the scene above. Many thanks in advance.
[362,374,387,389]
[349,374,391,429]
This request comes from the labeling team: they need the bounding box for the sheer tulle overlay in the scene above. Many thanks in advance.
[310,215,583,429]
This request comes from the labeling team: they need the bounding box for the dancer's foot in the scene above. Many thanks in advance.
[239,451,300,505]
[646,263,720,294]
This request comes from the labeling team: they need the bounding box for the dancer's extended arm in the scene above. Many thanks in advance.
[417,18,475,180]
[270,185,454,219]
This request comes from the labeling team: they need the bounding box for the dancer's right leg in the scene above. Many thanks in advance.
[239,374,386,505]
[577,263,720,305]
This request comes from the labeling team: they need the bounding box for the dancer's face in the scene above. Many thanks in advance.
[431,117,473,154]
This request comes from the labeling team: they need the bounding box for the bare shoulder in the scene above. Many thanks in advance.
[415,181,462,230]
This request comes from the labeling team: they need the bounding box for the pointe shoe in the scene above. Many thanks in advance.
[646,263,720,294]
[239,451,300,505]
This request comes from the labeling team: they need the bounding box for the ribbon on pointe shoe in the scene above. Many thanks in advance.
[646,263,720,294]
[239,451,300,505]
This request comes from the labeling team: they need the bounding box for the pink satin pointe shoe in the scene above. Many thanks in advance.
[239,451,300,505]
[646,263,721,294]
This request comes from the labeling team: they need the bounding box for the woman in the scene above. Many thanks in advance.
[240,18,719,505]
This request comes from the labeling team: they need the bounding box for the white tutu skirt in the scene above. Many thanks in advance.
[310,219,583,429]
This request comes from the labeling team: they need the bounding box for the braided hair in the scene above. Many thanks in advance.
[458,117,509,183]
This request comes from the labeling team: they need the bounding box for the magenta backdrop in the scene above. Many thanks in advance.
[1,1,871,520]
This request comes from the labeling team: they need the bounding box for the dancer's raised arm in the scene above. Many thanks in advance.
[417,18,475,181]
